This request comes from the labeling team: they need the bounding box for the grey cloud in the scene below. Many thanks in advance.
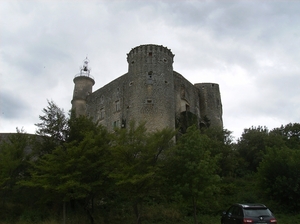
[1,0,299,138]
[0,91,30,119]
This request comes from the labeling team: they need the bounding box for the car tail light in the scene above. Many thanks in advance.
[243,218,253,223]
[270,218,277,223]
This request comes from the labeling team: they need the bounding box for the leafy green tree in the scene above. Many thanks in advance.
[67,111,100,143]
[35,100,69,141]
[258,146,300,211]
[236,126,285,174]
[0,129,32,206]
[108,121,176,224]
[22,116,111,224]
[271,123,300,150]
[236,126,269,173]
[200,127,238,178]
[176,111,199,135]
[167,125,220,224]
[34,100,69,155]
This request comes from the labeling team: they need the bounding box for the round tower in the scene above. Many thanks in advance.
[195,83,223,129]
[126,44,175,131]
[71,57,95,117]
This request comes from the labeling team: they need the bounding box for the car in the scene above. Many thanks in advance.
[221,203,277,224]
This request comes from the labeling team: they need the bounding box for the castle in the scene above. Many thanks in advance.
[71,44,223,132]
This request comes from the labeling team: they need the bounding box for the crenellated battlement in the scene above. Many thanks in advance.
[127,44,174,62]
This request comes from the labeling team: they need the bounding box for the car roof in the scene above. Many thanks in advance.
[235,203,267,208]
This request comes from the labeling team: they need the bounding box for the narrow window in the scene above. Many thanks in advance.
[147,71,153,84]
[113,120,120,128]
[99,108,105,119]
[100,95,104,104]
[146,99,153,104]
[115,100,120,112]
[181,85,186,98]
[186,104,190,111]
[148,52,152,56]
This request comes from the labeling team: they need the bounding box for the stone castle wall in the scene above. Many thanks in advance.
[72,44,223,131]
[195,83,223,128]
[173,71,201,120]
[125,45,175,132]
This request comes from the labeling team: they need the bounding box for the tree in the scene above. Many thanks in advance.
[22,115,111,224]
[258,146,300,211]
[200,127,238,178]
[0,129,32,206]
[271,123,300,150]
[176,111,199,135]
[108,121,176,224]
[35,100,69,141]
[67,113,98,143]
[166,125,220,224]
[34,100,69,155]
[236,126,286,174]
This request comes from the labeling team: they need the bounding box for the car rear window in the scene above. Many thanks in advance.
[243,208,272,217]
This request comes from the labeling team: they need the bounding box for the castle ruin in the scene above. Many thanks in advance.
[71,44,223,132]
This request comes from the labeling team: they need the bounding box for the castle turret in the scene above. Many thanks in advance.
[195,83,223,129]
[71,58,95,117]
[126,44,175,131]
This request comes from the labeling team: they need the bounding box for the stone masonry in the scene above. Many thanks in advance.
[71,44,223,132]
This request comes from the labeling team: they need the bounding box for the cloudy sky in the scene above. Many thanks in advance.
[1,0,299,140]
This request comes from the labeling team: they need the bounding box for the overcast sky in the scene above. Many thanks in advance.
[1,0,299,140]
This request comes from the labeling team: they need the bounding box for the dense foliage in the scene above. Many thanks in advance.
[1,101,300,223]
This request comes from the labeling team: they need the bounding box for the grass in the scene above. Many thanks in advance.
[1,213,300,224]
[0,208,300,224]
[275,213,300,224]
